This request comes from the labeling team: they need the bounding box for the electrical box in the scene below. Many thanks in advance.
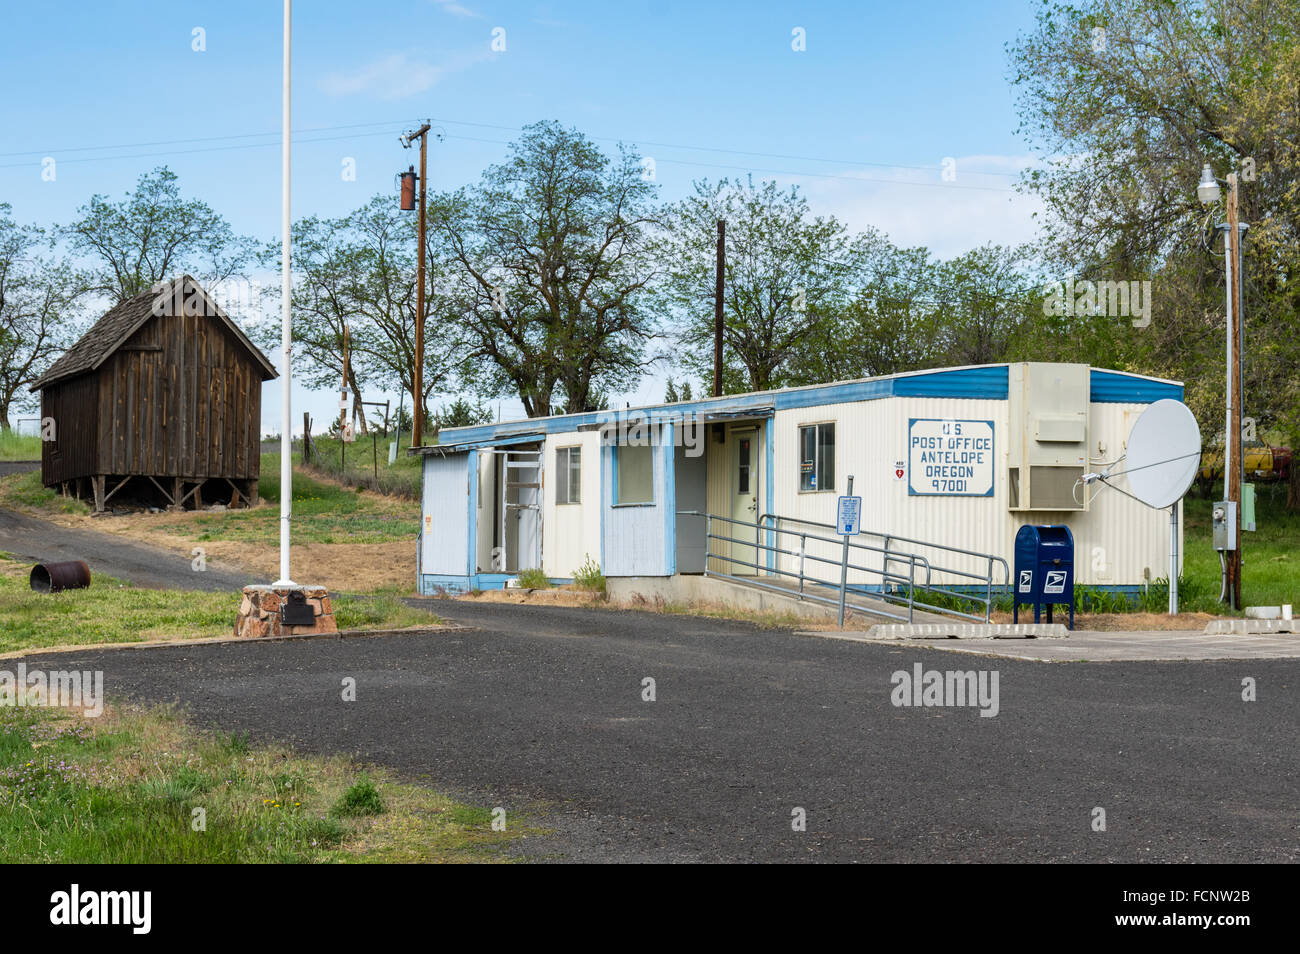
[1007,363,1090,511]
[1212,501,1237,550]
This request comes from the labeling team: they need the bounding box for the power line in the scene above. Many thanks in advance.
[0,129,408,170]
[441,133,1016,193]
[0,119,418,159]
[424,115,1026,179]
[1,117,1025,192]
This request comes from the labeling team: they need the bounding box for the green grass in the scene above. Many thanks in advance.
[0,431,42,461]
[0,470,88,514]
[0,454,417,544]
[168,453,419,546]
[301,436,423,499]
[0,557,438,653]
[1182,486,1299,611]
[0,704,527,863]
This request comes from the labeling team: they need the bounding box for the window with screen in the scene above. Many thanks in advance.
[555,446,581,504]
[616,443,654,504]
[798,423,835,492]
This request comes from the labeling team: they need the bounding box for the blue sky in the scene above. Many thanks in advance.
[1,0,1045,431]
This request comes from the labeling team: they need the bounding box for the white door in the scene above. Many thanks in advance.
[504,450,542,572]
[729,428,759,573]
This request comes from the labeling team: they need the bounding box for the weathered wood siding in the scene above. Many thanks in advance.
[40,374,100,485]
[41,311,264,486]
[99,314,262,479]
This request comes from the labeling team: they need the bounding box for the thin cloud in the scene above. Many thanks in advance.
[430,0,481,17]
[321,50,490,99]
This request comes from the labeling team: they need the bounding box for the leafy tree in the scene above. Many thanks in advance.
[264,213,372,434]
[349,196,463,436]
[1008,0,1300,506]
[664,377,694,403]
[431,121,660,416]
[264,197,464,439]
[812,231,944,380]
[436,397,493,428]
[657,176,855,393]
[0,205,87,429]
[69,167,253,304]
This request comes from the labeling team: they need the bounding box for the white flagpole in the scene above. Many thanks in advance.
[274,0,296,587]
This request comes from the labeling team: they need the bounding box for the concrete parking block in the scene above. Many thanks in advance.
[1204,618,1298,635]
[823,622,1070,640]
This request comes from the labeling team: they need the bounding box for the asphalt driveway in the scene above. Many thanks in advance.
[16,599,1299,862]
[0,508,254,591]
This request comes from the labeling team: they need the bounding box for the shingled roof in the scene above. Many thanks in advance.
[30,275,277,391]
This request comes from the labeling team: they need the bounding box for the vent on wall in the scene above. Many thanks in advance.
[1008,363,1089,511]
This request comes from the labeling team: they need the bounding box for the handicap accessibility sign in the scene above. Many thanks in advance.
[836,495,862,535]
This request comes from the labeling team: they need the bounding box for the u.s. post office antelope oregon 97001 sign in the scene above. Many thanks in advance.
[907,418,995,496]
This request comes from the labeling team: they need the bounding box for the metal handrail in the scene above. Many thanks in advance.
[678,510,933,623]
[757,512,1009,621]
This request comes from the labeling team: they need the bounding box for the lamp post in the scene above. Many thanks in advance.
[1198,163,1248,608]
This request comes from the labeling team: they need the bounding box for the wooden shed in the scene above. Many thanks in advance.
[30,275,277,512]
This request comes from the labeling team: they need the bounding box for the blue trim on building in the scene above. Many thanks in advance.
[600,441,607,571]
[663,422,676,576]
[611,443,620,503]
[892,364,1009,399]
[425,364,1179,451]
[413,431,543,455]
[1089,369,1183,403]
[764,416,775,572]
[466,449,478,575]
[419,572,573,595]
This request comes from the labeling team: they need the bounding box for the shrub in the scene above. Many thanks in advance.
[515,568,551,590]
[573,555,606,594]
[332,777,385,817]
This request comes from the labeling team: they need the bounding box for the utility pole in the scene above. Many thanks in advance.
[339,323,350,435]
[400,122,432,448]
[714,219,725,397]
[1225,173,1244,609]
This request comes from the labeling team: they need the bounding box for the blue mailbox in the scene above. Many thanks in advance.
[1013,525,1074,628]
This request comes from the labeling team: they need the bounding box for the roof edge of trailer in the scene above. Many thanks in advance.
[407,431,544,456]
[414,363,1184,450]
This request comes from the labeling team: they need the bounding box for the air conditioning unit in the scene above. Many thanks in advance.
[1007,363,1089,511]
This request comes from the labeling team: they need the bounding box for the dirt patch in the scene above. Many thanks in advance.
[189,539,415,593]
[460,587,607,608]
[16,505,414,593]
[988,609,1219,632]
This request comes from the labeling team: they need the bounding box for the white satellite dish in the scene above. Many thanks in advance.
[1107,399,1201,617]
[1124,399,1202,509]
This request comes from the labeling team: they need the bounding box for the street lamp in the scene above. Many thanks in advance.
[1197,163,1221,206]
[1197,162,1247,608]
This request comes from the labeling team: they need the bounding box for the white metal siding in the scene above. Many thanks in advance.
[542,430,602,578]
[420,454,469,576]
[771,397,1174,587]
[603,432,669,576]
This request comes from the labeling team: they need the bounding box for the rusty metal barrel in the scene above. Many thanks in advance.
[29,560,91,593]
